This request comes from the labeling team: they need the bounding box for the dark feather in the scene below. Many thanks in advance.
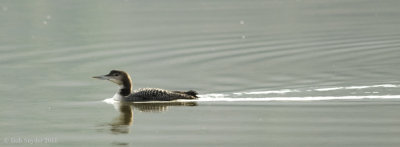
[130,88,197,101]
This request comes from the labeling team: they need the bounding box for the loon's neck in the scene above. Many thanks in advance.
[119,87,131,96]
[118,77,132,97]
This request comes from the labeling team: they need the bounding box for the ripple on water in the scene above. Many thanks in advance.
[2,27,400,92]
[192,83,400,102]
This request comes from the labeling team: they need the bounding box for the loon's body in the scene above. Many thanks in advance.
[93,70,198,101]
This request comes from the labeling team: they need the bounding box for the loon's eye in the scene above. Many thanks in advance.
[113,73,119,76]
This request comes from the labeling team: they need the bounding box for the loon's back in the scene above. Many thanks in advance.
[125,88,198,101]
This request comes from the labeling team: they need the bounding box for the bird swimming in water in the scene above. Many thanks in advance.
[93,70,198,101]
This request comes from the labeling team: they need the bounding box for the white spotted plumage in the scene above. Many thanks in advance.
[129,88,195,101]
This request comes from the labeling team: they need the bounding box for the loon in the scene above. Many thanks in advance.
[93,70,198,101]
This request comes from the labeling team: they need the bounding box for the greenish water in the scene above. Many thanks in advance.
[1,0,400,146]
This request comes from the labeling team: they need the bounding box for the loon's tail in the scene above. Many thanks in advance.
[185,90,198,98]
[173,90,198,98]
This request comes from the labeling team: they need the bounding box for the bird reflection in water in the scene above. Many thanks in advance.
[108,101,197,134]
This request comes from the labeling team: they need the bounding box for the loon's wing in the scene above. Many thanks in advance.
[131,88,196,101]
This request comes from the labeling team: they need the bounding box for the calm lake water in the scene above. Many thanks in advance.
[1,0,400,146]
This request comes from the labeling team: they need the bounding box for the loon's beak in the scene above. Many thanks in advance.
[92,75,110,80]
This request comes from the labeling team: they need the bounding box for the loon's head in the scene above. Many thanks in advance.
[93,70,132,96]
